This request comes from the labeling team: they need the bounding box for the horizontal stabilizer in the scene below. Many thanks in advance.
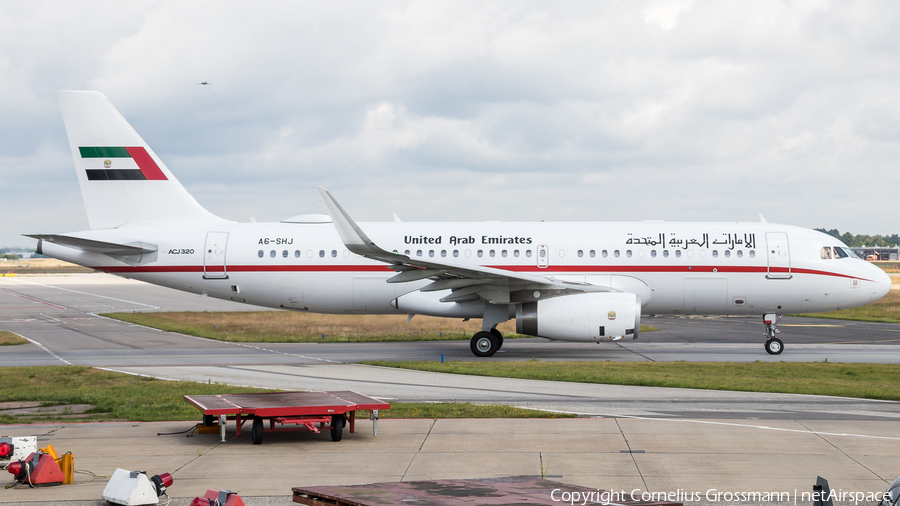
[28,234,157,255]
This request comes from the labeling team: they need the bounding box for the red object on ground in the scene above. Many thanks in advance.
[0,442,11,458]
[183,391,390,443]
[10,452,65,486]
[7,461,22,476]
[197,490,245,506]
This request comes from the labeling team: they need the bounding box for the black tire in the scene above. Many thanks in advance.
[251,416,264,445]
[470,331,499,357]
[331,415,344,442]
[202,414,215,426]
[765,338,784,355]
[490,328,504,350]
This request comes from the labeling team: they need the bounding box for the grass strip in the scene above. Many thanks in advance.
[362,361,900,401]
[0,331,28,346]
[101,310,655,343]
[0,366,571,424]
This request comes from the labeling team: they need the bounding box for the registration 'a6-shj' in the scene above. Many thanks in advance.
[32,91,891,357]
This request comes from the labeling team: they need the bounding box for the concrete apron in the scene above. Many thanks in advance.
[1,417,897,505]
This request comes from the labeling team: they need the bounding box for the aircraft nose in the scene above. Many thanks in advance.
[870,266,892,303]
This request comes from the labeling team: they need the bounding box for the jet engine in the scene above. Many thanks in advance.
[516,292,641,341]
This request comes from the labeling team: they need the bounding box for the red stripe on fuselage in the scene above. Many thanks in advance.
[94,264,871,281]
[125,147,167,180]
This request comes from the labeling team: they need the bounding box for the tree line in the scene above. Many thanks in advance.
[815,229,900,248]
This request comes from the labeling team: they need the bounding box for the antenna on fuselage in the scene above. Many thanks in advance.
[759,213,767,223]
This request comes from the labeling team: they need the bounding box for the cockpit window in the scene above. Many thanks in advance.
[820,247,832,260]
[836,246,855,259]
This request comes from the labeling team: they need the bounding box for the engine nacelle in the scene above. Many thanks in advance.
[516,292,641,341]
[391,290,485,318]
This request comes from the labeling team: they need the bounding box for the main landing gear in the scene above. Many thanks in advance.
[763,313,784,355]
[470,328,504,357]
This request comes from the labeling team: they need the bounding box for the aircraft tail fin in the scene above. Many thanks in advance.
[57,91,225,229]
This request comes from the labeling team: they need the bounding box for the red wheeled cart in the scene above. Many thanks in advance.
[184,391,390,445]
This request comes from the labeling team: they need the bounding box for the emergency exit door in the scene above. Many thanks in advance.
[765,232,791,279]
[204,232,229,279]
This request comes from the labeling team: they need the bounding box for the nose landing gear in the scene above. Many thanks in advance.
[763,313,784,355]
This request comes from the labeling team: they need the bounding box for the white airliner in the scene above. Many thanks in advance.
[31,91,891,357]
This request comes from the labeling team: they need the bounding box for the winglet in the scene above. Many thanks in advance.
[316,187,398,261]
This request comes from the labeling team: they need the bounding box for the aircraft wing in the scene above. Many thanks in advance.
[26,234,157,255]
[317,187,609,304]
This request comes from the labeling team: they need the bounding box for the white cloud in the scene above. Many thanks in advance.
[2,1,900,246]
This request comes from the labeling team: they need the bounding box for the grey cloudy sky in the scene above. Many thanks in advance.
[2,1,899,247]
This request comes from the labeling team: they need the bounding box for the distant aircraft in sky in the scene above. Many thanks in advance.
[197,81,211,85]
[30,91,892,357]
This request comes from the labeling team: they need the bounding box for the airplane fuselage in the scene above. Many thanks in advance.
[40,220,887,322]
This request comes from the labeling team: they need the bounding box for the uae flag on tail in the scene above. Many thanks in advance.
[80,147,168,181]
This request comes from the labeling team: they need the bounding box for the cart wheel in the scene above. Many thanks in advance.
[202,414,215,426]
[331,415,344,442]
[251,416,264,445]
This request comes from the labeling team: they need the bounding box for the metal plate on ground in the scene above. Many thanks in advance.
[292,475,682,506]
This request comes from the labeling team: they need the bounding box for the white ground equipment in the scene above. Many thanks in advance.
[0,436,37,467]
[881,476,900,506]
[102,468,173,505]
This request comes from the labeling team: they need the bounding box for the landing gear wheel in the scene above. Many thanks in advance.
[490,328,504,350]
[765,338,784,355]
[330,415,344,442]
[470,331,500,357]
[251,416,264,445]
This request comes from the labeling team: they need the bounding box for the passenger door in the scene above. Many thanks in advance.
[765,232,791,279]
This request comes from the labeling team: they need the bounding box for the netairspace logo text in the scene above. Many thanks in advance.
[550,488,886,505]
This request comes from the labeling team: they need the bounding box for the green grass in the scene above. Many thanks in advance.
[0,331,28,346]
[0,366,571,424]
[362,360,900,401]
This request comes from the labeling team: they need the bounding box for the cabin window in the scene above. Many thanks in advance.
[651,250,657,257]
[318,250,324,258]
[540,249,546,258]
[478,250,484,257]
[602,250,608,258]
[416,250,422,257]
[294,250,301,258]
[558,249,566,258]
[307,250,313,258]
[502,250,508,257]
[724,250,730,258]
[258,250,264,258]
[590,250,595,257]
[404,250,410,256]
[577,250,583,258]
[736,250,743,258]
[453,250,459,257]
[626,250,632,258]
[441,250,447,257]
[526,250,532,258]
[820,247,833,260]
[614,250,620,258]
[271,250,277,258]
[331,250,337,258]
[749,250,756,258]
[490,250,495,257]
[282,250,288,258]
[675,250,682,258]
[514,250,519,257]
[663,250,669,257]
[712,250,718,258]
[429,250,434,257]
